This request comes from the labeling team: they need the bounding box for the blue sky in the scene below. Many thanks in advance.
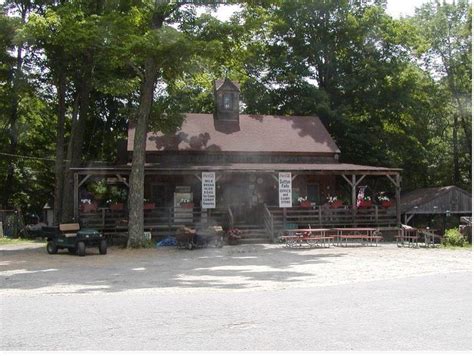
[206,0,436,20]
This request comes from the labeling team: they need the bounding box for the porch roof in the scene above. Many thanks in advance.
[71,162,401,176]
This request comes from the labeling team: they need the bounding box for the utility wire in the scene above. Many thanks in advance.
[0,152,59,162]
[0,152,109,164]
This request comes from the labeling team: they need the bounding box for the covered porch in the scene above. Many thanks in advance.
[70,163,402,240]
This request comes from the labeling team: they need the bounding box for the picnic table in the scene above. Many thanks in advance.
[280,228,333,248]
[395,227,420,247]
[332,228,382,247]
[397,227,441,248]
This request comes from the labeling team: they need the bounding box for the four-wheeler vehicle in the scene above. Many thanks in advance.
[42,223,106,256]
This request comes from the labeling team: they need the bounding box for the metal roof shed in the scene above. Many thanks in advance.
[401,186,472,224]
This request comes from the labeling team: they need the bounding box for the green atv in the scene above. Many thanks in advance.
[42,223,107,257]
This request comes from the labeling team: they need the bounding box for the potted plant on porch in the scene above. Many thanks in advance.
[80,199,98,213]
[357,196,372,208]
[377,193,391,208]
[327,195,343,209]
[143,199,156,210]
[108,187,127,211]
[179,198,194,209]
[226,228,242,245]
[298,196,311,208]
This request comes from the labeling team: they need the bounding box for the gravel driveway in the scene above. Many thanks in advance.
[0,242,471,296]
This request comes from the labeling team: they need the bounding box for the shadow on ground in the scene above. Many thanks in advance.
[0,243,346,294]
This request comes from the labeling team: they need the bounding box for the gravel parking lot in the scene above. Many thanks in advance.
[0,242,471,351]
[0,242,471,296]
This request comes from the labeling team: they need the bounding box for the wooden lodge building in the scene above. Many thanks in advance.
[72,79,402,241]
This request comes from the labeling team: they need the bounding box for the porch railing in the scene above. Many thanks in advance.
[263,204,274,242]
[78,206,231,236]
[267,205,397,231]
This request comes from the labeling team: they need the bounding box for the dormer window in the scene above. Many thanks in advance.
[214,78,240,122]
[223,93,233,110]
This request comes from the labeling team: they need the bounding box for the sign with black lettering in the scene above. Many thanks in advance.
[202,172,216,209]
[279,172,292,208]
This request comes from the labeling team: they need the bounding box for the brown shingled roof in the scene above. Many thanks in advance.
[128,113,341,154]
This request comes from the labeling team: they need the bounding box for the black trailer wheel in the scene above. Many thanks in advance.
[68,247,77,254]
[187,241,194,250]
[77,241,86,256]
[46,241,58,254]
[99,240,107,255]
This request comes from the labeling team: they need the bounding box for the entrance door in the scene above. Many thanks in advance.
[222,183,263,225]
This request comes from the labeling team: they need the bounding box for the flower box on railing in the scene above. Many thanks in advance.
[330,200,343,209]
[381,200,392,208]
[80,202,98,213]
[143,202,156,210]
[110,202,124,211]
[299,200,311,208]
[358,200,372,208]
[179,203,194,209]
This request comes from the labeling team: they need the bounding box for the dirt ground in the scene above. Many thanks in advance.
[0,241,471,296]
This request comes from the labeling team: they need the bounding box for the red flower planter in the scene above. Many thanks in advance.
[81,202,98,213]
[381,200,392,208]
[358,200,372,208]
[143,203,156,210]
[330,200,343,209]
[180,203,194,209]
[299,201,311,208]
[110,202,124,211]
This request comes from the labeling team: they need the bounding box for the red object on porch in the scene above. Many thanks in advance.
[180,203,194,209]
[81,202,98,213]
[358,200,372,208]
[144,202,156,210]
[299,200,311,208]
[381,200,392,208]
[330,200,343,209]
[110,202,124,211]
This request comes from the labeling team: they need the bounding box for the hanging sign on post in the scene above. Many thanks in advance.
[279,172,292,208]
[202,172,216,209]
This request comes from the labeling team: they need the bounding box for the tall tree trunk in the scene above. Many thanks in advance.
[3,22,24,209]
[53,68,67,225]
[62,61,93,222]
[452,113,461,185]
[127,58,159,248]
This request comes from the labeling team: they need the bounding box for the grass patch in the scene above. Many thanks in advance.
[441,243,472,250]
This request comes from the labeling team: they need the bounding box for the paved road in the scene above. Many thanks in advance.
[1,271,471,351]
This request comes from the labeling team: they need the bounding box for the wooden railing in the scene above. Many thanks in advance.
[227,206,234,229]
[267,205,397,231]
[263,204,275,242]
[79,206,231,236]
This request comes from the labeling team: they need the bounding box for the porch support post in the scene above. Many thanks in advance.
[73,173,79,221]
[351,175,356,226]
[395,174,401,227]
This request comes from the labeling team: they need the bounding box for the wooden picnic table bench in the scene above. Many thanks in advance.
[333,228,382,247]
[280,228,333,248]
[396,227,441,248]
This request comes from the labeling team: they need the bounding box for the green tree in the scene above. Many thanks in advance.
[411,0,472,188]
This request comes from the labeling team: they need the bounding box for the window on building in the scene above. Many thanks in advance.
[307,183,320,204]
[223,93,233,110]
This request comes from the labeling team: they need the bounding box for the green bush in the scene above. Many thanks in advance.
[443,228,466,247]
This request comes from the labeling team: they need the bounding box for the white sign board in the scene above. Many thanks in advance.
[279,172,292,208]
[201,172,216,209]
